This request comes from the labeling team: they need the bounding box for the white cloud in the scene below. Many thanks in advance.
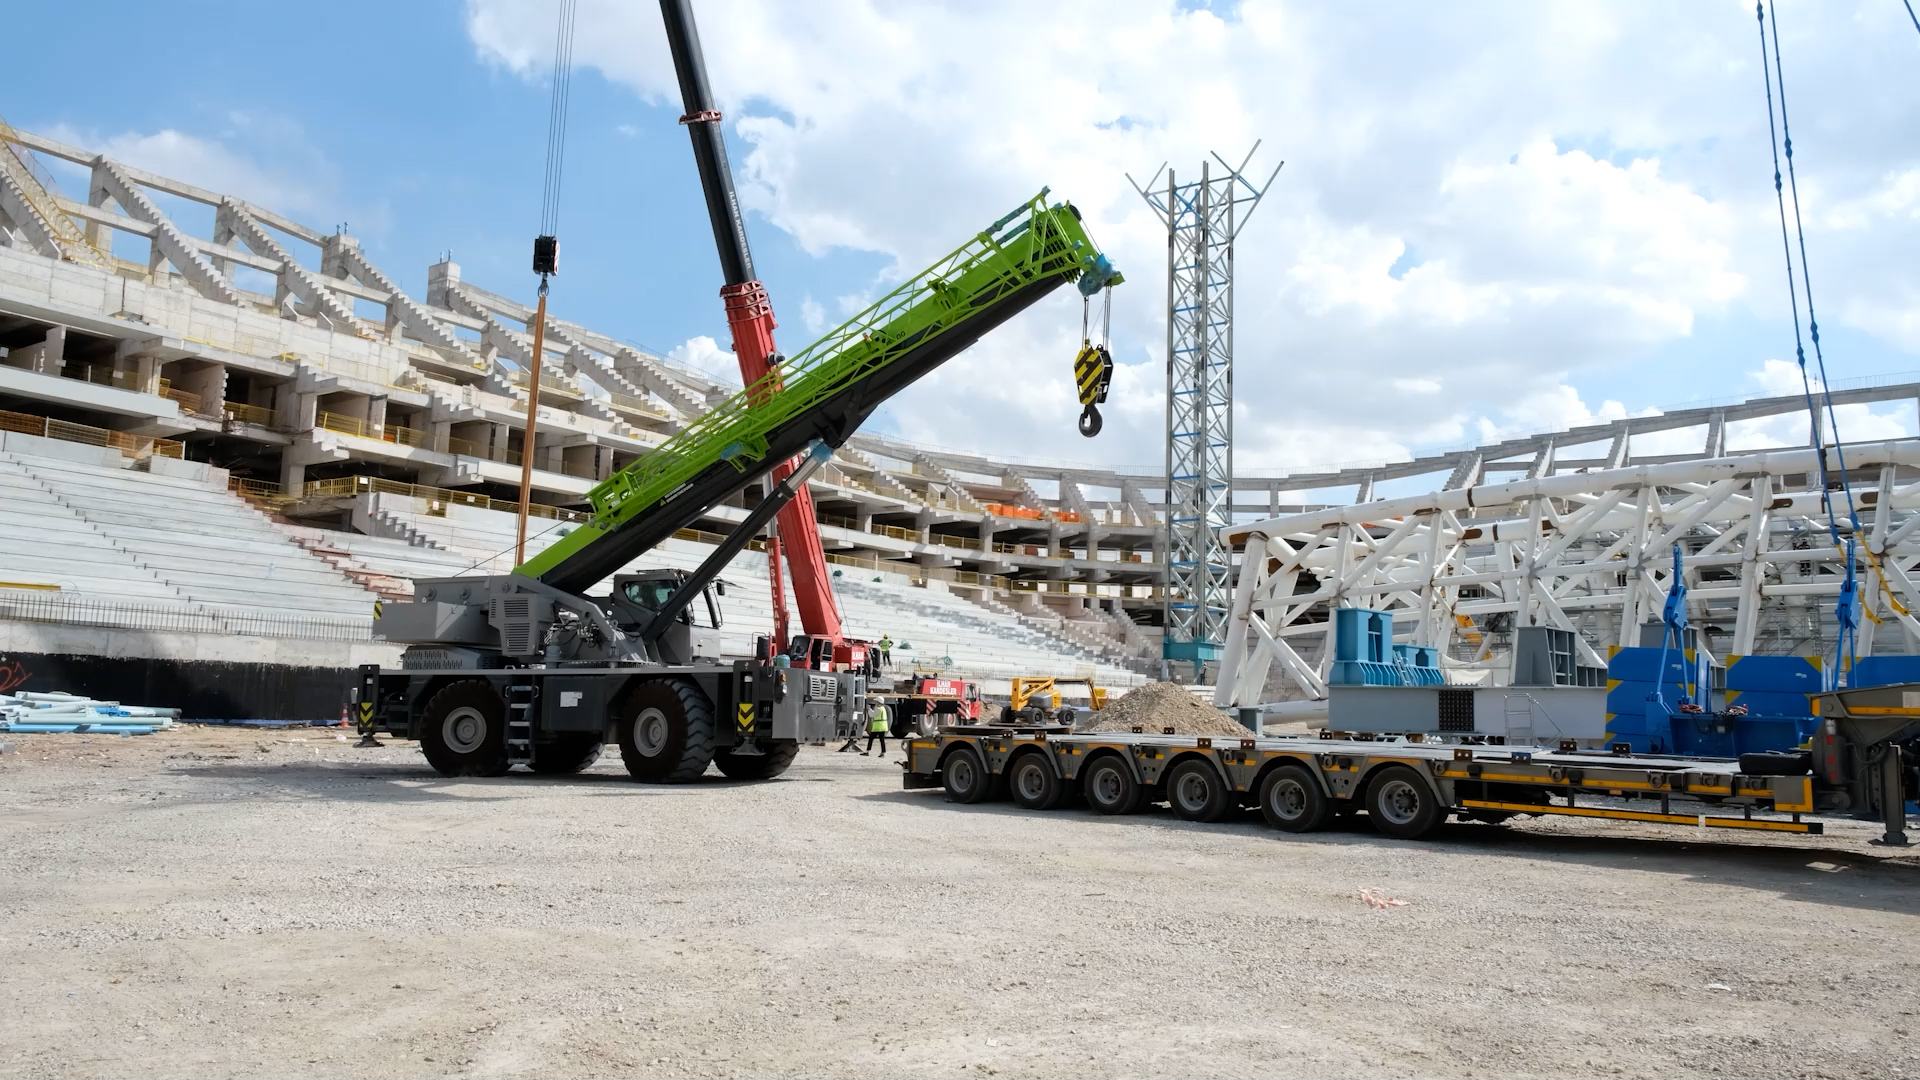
[799,296,825,336]
[42,117,332,221]
[666,334,743,387]
[466,0,1920,471]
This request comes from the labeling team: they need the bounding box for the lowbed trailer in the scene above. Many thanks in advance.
[903,726,1838,840]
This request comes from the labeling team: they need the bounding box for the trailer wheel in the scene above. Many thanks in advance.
[1007,750,1066,810]
[1366,765,1442,839]
[530,734,603,774]
[617,679,715,783]
[1166,759,1232,823]
[420,680,510,777]
[942,745,994,804]
[713,741,799,780]
[1083,754,1144,815]
[1259,764,1331,833]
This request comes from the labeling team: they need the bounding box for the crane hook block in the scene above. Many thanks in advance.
[1073,341,1113,438]
[532,235,559,276]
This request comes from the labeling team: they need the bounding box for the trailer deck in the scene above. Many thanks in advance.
[903,726,1826,839]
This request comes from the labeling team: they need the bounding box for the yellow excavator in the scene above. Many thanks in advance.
[1001,676,1109,727]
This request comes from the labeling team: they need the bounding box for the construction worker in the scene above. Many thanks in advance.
[878,633,893,669]
[863,698,891,756]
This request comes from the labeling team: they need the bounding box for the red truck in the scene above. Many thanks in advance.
[874,676,982,737]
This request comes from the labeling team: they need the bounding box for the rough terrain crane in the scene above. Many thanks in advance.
[354,183,1122,781]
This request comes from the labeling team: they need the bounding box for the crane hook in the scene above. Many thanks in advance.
[1072,341,1112,439]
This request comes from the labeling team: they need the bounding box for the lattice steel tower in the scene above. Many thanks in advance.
[1131,147,1280,676]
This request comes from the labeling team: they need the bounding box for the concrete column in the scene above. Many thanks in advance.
[280,390,317,431]
[426,259,461,309]
[6,325,66,374]
[174,362,226,413]
[280,459,306,494]
[365,395,388,437]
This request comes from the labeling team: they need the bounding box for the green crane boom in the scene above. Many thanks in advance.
[515,190,1123,595]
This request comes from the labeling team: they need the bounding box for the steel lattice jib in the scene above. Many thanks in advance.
[515,192,1121,583]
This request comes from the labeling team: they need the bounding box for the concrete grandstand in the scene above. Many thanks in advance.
[7,123,1920,714]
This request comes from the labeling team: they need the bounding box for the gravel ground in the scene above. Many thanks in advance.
[2,726,1917,1079]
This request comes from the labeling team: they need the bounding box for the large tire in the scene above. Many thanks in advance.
[617,679,716,783]
[713,741,800,780]
[1082,753,1144,815]
[941,745,995,804]
[1259,763,1332,833]
[1166,758,1232,823]
[1006,750,1066,810]
[917,709,945,737]
[1366,765,1443,840]
[530,733,603,775]
[420,680,510,778]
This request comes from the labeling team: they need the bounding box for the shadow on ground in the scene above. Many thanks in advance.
[861,785,1920,917]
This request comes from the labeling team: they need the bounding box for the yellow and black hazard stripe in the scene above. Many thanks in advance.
[1073,342,1113,437]
[1073,342,1111,406]
[736,701,756,731]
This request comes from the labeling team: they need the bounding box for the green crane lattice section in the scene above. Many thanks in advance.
[515,190,1120,580]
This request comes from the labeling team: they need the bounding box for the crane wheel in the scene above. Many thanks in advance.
[1259,764,1332,833]
[713,741,799,780]
[420,680,511,778]
[617,679,716,783]
[530,734,603,775]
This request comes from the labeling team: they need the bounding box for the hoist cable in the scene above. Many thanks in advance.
[1757,3,1864,683]
[538,0,579,240]
[1905,0,1920,40]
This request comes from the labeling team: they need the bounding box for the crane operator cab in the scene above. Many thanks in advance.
[607,570,725,665]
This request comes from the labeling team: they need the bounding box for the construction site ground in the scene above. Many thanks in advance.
[2,725,1916,1079]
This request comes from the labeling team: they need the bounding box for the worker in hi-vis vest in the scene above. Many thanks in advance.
[863,699,891,756]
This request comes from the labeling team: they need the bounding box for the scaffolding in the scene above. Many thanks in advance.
[1131,147,1280,675]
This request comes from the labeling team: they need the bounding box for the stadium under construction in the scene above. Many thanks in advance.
[1,117,1920,721]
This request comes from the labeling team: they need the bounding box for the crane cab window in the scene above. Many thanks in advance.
[622,579,678,613]
[619,578,722,629]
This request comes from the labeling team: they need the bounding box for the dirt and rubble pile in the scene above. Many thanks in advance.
[1082,681,1252,738]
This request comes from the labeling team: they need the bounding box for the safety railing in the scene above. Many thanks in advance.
[0,588,372,642]
[156,379,205,416]
[0,408,183,459]
[0,113,115,268]
[314,410,430,450]
[605,391,669,419]
[221,400,277,428]
[510,367,580,396]
[300,474,591,523]
[933,533,984,552]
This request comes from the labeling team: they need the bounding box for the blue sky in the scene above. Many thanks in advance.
[6,1,1918,479]
[4,0,886,363]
